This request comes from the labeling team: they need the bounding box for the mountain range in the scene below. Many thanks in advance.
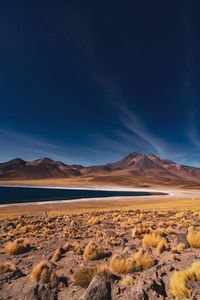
[0,153,200,188]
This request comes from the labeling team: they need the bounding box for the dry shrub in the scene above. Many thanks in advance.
[187,229,200,248]
[166,226,175,234]
[63,242,82,254]
[132,224,151,239]
[5,238,30,255]
[19,226,29,233]
[177,243,186,252]
[170,269,193,298]
[134,249,155,270]
[107,237,121,246]
[142,232,169,254]
[168,221,176,226]
[52,249,62,263]
[170,262,200,298]
[121,275,134,286]
[157,239,169,254]
[31,261,59,287]
[110,254,135,273]
[83,242,104,260]
[88,217,100,225]
[158,222,166,228]
[97,265,111,278]
[0,262,16,274]
[193,212,200,217]
[191,261,200,280]
[74,266,97,288]
[73,242,83,254]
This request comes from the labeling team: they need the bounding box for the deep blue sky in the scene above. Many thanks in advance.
[1,0,200,166]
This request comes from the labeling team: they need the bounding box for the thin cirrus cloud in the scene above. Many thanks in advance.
[0,128,125,165]
[113,102,167,157]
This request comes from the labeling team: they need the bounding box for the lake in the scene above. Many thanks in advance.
[0,186,159,205]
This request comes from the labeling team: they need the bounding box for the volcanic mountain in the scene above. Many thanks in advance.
[0,153,200,187]
[0,157,83,180]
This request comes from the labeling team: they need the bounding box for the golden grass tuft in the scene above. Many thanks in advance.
[177,243,186,252]
[157,239,169,254]
[134,248,155,270]
[73,266,97,288]
[31,260,59,287]
[142,231,169,254]
[0,262,16,274]
[187,229,200,248]
[170,262,200,298]
[132,224,151,239]
[52,249,62,263]
[5,238,30,255]
[121,275,134,286]
[166,226,175,234]
[88,217,100,225]
[110,254,135,274]
[170,269,193,298]
[97,264,111,278]
[83,241,104,260]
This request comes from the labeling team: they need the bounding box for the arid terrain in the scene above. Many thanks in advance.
[1,188,200,299]
[1,153,200,299]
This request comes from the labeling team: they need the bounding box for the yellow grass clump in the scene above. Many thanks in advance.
[31,261,59,287]
[74,266,97,288]
[157,239,169,254]
[170,262,200,298]
[0,262,16,274]
[187,229,200,248]
[121,275,134,286]
[5,238,30,255]
[132,224,151,239]
[193,211,200,217]
[177,243,186,252]
[52,249,62,263]
[88,217,100,225]
[97,265,111,278]
[110,254,135,274]
[134,248,155,270]
[62,242,83,254]
[158,221,166,228]
[166,226,175,234]
[83,241,104,260]
[142,232,169,254]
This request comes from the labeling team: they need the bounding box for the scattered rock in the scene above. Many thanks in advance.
[177,233,190,248]
[80,275,111,300]
[24,283,57,300]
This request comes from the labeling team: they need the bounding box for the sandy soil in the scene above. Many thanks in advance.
[1,183,200,299]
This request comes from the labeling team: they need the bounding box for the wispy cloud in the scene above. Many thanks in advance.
[113,102,167,156]
[186,102,200,149]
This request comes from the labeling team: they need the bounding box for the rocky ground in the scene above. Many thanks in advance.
[1,208,200,299]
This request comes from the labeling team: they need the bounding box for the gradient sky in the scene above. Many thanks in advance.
[1,1,200,166]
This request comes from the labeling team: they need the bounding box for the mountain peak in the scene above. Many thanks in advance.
[1,158,27,165]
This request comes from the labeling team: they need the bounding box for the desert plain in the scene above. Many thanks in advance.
[0,178,200,300]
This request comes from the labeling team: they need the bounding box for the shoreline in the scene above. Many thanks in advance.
[1,183,200,217]
[0,184,168,207]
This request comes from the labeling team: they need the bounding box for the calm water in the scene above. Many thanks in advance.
[0,186,156,205]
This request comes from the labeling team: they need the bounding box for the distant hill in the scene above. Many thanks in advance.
[1,153,200,188]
